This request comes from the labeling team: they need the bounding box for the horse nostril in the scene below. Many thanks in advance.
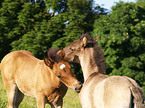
[79,83,82,90]
[79,82,82,88]
[75,83,82,93]
[75,87,77,91]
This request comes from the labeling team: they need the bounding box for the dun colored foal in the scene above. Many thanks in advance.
[62,33,144,108]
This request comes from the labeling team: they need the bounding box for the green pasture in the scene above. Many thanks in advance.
[0,74,81,108]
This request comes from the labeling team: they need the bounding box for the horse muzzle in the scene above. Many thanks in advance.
[74,82,82,93]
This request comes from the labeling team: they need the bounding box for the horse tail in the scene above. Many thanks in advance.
[122,76,144,108]
[130,86,145,108]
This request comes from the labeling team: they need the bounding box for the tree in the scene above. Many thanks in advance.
[52,0,107,48]
[0,0,23,60]
[11,0,96,58]
[137,0,145,8]
[12,15,65,59]
[93,2,145,91]
[0,0,107,60]
[0,0,107,82]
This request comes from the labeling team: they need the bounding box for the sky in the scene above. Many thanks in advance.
[94,0,137,10]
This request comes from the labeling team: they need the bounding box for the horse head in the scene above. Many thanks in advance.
[61,33,99,63]
[44,48,82,93]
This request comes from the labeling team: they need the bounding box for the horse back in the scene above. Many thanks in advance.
[80,75,140,108]
[1,50,40,76]
[0,50,45,97]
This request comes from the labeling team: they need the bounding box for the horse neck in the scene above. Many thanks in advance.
[43,62,60,87]
[79,48,99,82]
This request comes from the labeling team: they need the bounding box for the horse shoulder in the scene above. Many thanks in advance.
[35,62,61,95]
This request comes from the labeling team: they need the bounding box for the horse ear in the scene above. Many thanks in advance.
[58,47,65,59]
[44,57,53,68]
[94,36,99,42]
[82,36,87,47]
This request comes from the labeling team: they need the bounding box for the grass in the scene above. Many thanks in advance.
[0,74,81,108]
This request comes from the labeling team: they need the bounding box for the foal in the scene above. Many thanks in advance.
[62,33,144,108]
[0,48,82,108]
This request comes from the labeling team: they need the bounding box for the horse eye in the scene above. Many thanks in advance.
[57,75,62,78]
[70,48,74,51]
[63,68,66,72]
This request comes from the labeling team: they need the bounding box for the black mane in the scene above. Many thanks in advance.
[47,48,60,63]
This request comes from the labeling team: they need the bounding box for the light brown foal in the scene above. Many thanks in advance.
[0,48,82,108]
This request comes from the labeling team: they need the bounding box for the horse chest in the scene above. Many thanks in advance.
[16,80,36,97]
[35,74,60,96]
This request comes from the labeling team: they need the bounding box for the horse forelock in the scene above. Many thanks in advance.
[80,33,94,43]
[47,48,61,63]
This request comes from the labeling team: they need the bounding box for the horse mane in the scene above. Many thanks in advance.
[47,48,61,63]
[93,44,106,74]
[81,33,106,74]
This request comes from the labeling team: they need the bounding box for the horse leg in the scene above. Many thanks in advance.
[5,83,17,108]
[14,89,24,108]
[50,99,63,108]
[55,99,63,108]
[36,94,45,108]
[50,104,62,108]
[49,103,55,108]
[50,105,62,108]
